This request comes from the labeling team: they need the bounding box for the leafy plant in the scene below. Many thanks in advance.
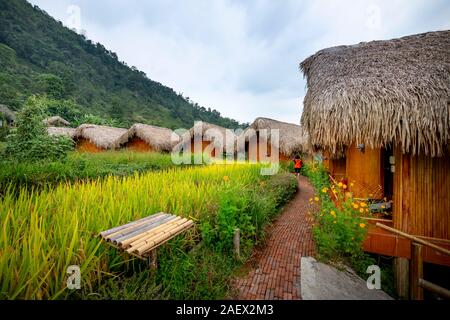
[2,96,73,162]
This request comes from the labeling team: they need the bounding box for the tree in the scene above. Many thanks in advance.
[2,96,73,162]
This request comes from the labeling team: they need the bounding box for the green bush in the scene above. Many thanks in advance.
[302,161,371,269]
[2,96,73,162]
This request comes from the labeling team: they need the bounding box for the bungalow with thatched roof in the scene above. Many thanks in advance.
[73,124,128,152]
[47,126,76,138]
[43,116,70,127]
[244,117,310,161]
[0,104,16,127]
[300,30,450,295]
[119,123,178,152]
[183,121,237,157]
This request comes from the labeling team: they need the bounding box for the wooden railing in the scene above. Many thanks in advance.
[376,223,450,300]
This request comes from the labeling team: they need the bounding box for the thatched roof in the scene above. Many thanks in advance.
[300,30,450,157]
[187,121,237,149]
[248,117,310,156]
[43,116,70,127]
[74,124,128,150]
[120,123,178,152]
[47,126,76,138]
[0,104,16,124]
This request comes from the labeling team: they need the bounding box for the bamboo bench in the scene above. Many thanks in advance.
[99,212,194,267]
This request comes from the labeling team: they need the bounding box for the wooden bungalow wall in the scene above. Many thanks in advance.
[329,158,346,180]
[244,136,291,162]
[393,146,450,240]
[346,143,384,199]
[124,137,153,152]
[76,138,104,153]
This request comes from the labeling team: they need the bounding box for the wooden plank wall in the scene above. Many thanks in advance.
[76,138,104,153]
[124,137,153,152]
[330,158,346,180]
[346,142,384,198]
[393,146,450,240]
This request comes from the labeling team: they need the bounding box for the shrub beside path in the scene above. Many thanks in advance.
[232,175,316,300]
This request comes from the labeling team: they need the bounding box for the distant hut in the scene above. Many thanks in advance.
[120,123,177,152]
[185,121,237,157]
[73,124,128,152]
[246,117,310,161]
[43,116,70,127]
[47,126,76,138]
[0,104,16,127]
[300,30,450,295]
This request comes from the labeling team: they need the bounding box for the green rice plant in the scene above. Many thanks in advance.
[0,151,178,191]
[0,164,267,299]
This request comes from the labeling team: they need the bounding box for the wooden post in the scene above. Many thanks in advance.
[394,257,409,299]
[233,228,240,260]
[410,243,424,300]
[149,249,157,270]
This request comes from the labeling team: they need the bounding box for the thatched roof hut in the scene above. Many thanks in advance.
[299,31,450,284]
[0,104,16,126]
[43,116,70,127]
[47,126,76,138]
[120,123,178,152]
[74,124,128,150]
[248,117,310,157]
[186,121,237,151]
[300,30,450,157]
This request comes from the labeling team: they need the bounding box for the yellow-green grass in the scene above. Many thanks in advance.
[0,164,265,299]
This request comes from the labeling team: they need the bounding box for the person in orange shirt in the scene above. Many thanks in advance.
[293,155,302,177]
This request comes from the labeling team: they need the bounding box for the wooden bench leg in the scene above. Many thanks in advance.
[148,249,158,270]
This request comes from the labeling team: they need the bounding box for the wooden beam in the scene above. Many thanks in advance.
[410,243,424,300]
[375,223,450,256]
[419,279,450,300]
[394,257,409,299]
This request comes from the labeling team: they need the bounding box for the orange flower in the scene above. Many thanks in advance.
[352,203,359,209]
[223,176,229,181]
[359,208,364,213]
[359,223,366,228]
[342,184,347,189]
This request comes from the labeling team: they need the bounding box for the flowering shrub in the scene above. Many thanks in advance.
[303,162,372,270]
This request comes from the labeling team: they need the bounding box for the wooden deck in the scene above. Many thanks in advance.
[363,218,450,267]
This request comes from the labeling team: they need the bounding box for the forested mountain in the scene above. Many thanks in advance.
[0,0,244,129]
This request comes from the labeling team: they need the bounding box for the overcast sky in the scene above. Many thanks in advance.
[28,0,450,124]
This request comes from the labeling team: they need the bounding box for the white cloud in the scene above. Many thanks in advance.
[28,0,450,124]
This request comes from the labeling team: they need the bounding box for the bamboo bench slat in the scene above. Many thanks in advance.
[104,213,169,241]
[100,212,165,237]
[111,214,176,243]
[99,212,195,261]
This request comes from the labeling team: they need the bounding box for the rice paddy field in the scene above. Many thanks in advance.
[0,162,297,299]
[0,151,178,191]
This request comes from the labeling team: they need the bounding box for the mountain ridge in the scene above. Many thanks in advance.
[0,0,245,129]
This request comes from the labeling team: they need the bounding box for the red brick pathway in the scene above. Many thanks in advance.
[232,175,316,300]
